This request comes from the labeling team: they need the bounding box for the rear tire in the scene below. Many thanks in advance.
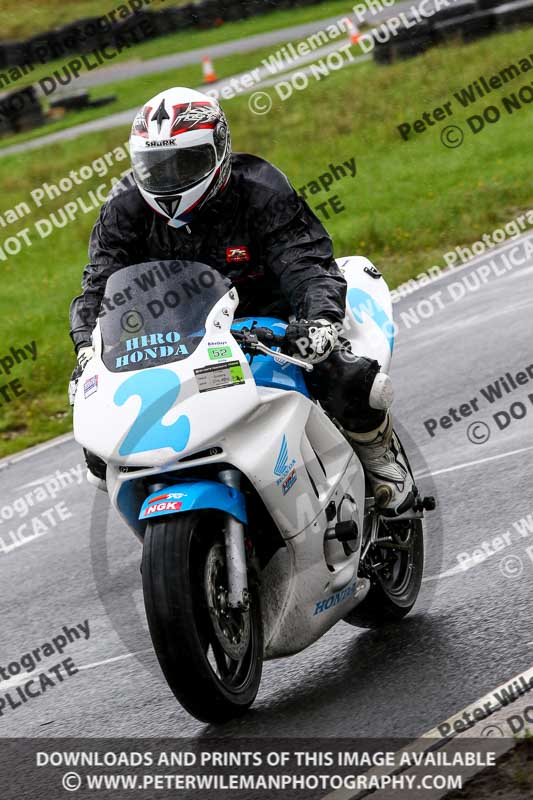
[345,518,424,629]
[142,510,263,723]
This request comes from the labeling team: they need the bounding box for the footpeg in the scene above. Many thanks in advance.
[413,495,436,512]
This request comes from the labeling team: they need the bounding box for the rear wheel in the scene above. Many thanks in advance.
[142,510,263,722]
[344,517,424,628]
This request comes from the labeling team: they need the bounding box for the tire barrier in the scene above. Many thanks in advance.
[0,84,45,136]
[493,0,533,30]
[49,92,117,111]
[0,0,330,74]
[49,91,91,112]
[432,8,496,44]
[372,0,533,64]
[0,84,116,139]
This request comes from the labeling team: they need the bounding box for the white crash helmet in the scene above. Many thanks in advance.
[129,86,232,229]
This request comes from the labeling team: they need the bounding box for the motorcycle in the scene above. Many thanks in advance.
[73,255,434,723]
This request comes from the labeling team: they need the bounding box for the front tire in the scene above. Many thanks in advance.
[142,510,263,723]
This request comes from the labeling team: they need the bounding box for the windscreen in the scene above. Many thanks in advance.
[99,261,231,373]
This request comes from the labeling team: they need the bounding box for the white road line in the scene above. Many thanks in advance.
[421,664,533,739]
[393,231,533,306]
[251,51,370,90]
[214,40,368,96]
[422,562,466,583]
[414,443,533,480]
[16,472,67,489]
[76,649,153,672]
[322,663,533,800]
[403,293,533,347]
[0,649,152,693]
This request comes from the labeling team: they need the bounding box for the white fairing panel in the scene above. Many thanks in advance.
[337,255,394,373]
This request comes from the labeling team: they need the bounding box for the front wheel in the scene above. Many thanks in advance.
[142,510,263,723]
[344,517,424,628]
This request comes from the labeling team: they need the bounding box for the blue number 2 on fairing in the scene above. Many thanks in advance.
[114,368,191,456]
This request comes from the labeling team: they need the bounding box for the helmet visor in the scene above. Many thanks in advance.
[132,144,216,194]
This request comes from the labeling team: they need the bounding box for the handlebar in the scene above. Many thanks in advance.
[248,326,286,348]
[231,326,286,349]
[231,326,313,372]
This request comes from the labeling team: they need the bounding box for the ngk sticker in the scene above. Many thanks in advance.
[143,501,182,516]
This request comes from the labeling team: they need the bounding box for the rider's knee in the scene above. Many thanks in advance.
[335,347,383,404]
[309,347,388,430]
[337,402,386,434]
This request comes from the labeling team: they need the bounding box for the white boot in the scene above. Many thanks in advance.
[86,469,108,493]
[347,412,415,515]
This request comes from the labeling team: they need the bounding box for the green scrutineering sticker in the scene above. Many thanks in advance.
[208,345,232,360]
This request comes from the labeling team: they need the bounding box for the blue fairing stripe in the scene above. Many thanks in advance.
[232,317,311,398]
[347,288,395,353]
[138,480,247,524]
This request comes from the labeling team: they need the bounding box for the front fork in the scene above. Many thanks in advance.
[218,468,250,610]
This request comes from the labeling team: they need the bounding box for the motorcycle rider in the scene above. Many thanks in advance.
[69,87,414,516]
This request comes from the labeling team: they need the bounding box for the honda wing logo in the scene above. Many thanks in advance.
[274,434,289,477]
[274,435,297,495]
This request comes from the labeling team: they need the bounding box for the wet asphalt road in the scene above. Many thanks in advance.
[1,234,532,740]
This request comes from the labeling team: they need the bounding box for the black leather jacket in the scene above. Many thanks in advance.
[69,152,347,351]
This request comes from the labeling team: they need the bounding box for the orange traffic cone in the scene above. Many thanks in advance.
[202,56,217,84]
[343,17,361,45]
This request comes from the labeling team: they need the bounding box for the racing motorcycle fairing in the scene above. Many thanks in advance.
[74,256,395,658]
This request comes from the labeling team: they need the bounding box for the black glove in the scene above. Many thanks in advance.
[285,319,339,363]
